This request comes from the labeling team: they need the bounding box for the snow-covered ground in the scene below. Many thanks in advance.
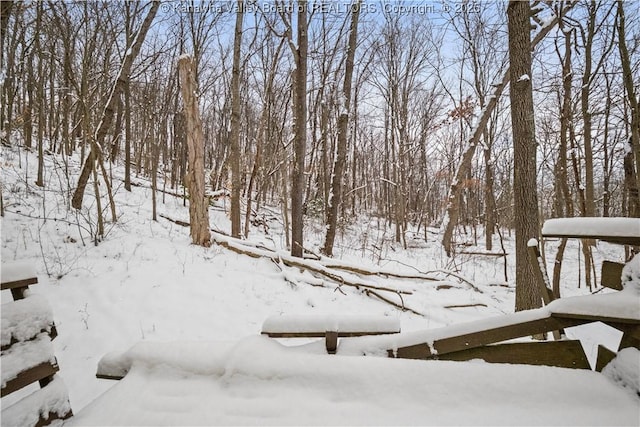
[1,144,638,425]
[69,337,638,426]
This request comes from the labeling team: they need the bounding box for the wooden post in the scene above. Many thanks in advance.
[325,331,338,354]
[595,345,617,372]
[601,261,624,290]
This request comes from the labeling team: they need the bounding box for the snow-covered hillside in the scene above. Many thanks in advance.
[1,144,637,424]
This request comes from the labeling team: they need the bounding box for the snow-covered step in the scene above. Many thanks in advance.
[1,375,72,427]
[1,333,58,397]
[2,295,56,350]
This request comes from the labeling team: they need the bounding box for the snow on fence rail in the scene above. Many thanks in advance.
[262,314,401,335]
[262,314,401,354]
[541,217,640,245]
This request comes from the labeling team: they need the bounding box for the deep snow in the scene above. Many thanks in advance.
[1,143,638,425]
[70,336,639,426]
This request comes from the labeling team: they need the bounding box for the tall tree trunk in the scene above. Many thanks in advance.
[34,0,44,187]
[0,0,14,143]
[0,1,12,64]
[508,0,541,312]
[36,59,44,187]
[110,94,123,162]
[24,57,33,150]
[558,29,574,218]
[291,0,308,257]
[581,1,596,217]
[322,0,361,257]
[483,140,496,250]
[151,137,159,221]
[178,55,211,247]
[551,27,575,298]
[92,162,104,242]
[2,2,19,146]
[124,81,132,192]
[602,74,613,217]
[617,0,640,217]
[229,0,244,238]
[578,1,600,290]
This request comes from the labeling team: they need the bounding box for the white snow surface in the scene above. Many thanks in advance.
[262,314,400,334]
[2,294,54,346]
[542,217,640,240]
[70,336,639,426]
[1,260,37,284]
[603,347,640,399]
[2,145,639,424]
[546,291,640,321]
[622,254,640,294]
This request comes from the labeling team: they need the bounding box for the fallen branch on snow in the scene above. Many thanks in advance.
[159,214,486,315]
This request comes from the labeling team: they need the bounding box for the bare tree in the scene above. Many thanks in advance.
[440,1,576,256]
[617,0,640,217]
[291,0,308,257]
[0,1,12,62]
[1,0,18,145]
[508,0,540,312]
[71,0,159,210]
[550,23,575,297]
[178,55,211,247]
[244,23,287,238]
[322,0,361,257]
[229,0,244,238]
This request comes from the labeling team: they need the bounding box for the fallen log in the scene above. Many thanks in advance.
[213,233,414,297]
[158,213,488,316]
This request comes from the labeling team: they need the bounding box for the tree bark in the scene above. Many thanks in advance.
[322,0,361,257]
[291,0,308,257]
[550,27,575,298]
[0,0,14,143]
[124,81,132,192]
[178,55,211,247]
[229,0,244,238]
[581,1,596,218]
[508,0,541,312]
[558,28,574,218]
[0,1,12,61]
[617,0,640,217]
